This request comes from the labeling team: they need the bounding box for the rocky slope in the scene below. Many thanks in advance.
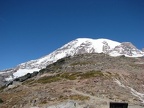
[0,38,144,81]
[0,53,144,108]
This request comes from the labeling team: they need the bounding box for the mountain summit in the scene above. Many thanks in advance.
[0,38,144,80]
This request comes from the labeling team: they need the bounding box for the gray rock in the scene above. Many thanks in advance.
[46,101,77,108]
[14,73,31,82]
[14,71,38,82]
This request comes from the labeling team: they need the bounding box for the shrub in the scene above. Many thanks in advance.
[0,86,6,91]
[69,95,90,101]
[0,98,3,103]
[79,70,104,79]
[22,79,34,85]
[37,75,61,84]
[60,72,79,80]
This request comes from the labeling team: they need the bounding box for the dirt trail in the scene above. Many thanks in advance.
[69,88,112,108]
[70,88,112,102]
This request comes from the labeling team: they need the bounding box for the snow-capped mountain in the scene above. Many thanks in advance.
[1,38,144,80]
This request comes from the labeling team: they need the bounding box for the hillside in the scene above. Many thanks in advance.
[0,53,144,108]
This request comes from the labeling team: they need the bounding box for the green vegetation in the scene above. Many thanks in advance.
[0,86,6,91]
[104,72,113,78]
[22,79,35,85]
[59,70,103,80]
[37,75,61,84]
[79,70,104,79]
[58,94,89,101]
[35,70,104,84]
[60,72,82,80]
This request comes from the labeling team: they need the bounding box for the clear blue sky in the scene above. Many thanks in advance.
[0,0,144,70]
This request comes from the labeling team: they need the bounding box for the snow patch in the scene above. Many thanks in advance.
[5,68,40,81]
[0,72,6,74]
[128,87,144,103]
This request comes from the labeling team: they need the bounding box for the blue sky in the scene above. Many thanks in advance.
[0,0,144,70]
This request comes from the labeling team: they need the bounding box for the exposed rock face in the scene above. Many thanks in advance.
[0,76,6,87]
[102,41,111,53]
[14,71,38,82]
[111,42,142,56]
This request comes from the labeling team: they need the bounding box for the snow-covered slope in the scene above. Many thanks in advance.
[1,38,144,80]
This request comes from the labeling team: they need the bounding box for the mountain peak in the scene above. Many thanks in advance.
[75,38,119,43]
[1,38,144,80]
[121,42,137,49]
